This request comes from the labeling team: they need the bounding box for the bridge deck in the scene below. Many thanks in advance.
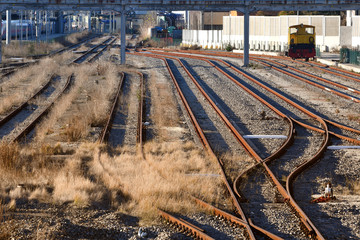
[0,0,360,11]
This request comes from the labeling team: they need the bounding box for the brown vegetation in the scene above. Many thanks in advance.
[34,61,119,143]
[2,31,91,58]
[149,70,180,141]
[0,53,74,115]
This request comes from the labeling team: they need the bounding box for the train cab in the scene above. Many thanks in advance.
[288,24,316,61]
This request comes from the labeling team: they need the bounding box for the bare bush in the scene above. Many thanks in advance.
[88,141,224,223]
[139,12,157,40]
[0,141,20,171]
[64,115,90,142]
[3,42,63,57]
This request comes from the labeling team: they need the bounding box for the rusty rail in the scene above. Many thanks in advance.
[252,58,360,103]
[129,52,258,239]
[0,74,55,128]
[136,72,144,145]
[134,50,331,239]
[72,36,113,64]
[12,74,74,142]
[296,59,360,83]
[158,209,214,240]
[151,49,360,135]
[88,37,117,63]
[99,72,125,143]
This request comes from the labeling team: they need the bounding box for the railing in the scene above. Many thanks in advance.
[340,47,360,65]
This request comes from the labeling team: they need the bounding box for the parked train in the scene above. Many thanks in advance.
[1,20,33,39]
[287,24,316,61]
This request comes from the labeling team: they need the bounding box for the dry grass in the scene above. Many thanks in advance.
[3,42,63,57]
[0,140,228,225]
[34,61,119,142]
[0,56,66,115]
[0,199,11,240]
[1,31,91,58]
[221,152,253,182]
[65,31,91,45]
[0,141,20,171]
[86,141,223,223]
[64,115,90,142]
[347,114,360,125]
[149,70,180,141]
[342,178,360,195]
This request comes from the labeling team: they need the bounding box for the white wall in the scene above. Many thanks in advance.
[183,15,343,52]
[352,16,360,48]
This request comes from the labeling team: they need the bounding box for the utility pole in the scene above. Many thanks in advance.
[6,10,11,45]
[0,15,2,64]
[120,8,126,64]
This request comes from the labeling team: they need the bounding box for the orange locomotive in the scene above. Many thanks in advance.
[287,24,316,61]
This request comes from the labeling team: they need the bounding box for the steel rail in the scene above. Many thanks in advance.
[152,50,360,103]
[128,52,257,239]
[252,58,360,103]
[257,58,360,95]
[151,50,360,135]
[296,59,360,82]
[12,74,74,142]
[49,34,99,56]
[155,48,360,82]
[99,72,125,143]
[0,35,98,79]
[88,37,117,63]
[0,74,54,128]
[158,209,214,240]
[146,50,360,141]
[72,36,113,64]
[136,72,144,147]
[144,51,359,238]
[193,197,285,240]
[135,51,319,239]
[136,50,329,239]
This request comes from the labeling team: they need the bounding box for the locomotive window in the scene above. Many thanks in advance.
[290,28,297,34]
[305,28,314,34]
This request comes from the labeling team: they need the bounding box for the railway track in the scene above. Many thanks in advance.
[0,34,99,79]
[130,49,360,239]
[130,51,295,239]
[0,37,114,143]
[72,36,115,64]
[0,74,73,142]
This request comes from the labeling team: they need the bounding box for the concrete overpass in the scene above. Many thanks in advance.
[1,1,360,65]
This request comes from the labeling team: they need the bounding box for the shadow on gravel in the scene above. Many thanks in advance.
[166,59,231,154]
[181,59,271,158]
[294,143,358,239]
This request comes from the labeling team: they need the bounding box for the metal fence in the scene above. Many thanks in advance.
[340,47,360,65]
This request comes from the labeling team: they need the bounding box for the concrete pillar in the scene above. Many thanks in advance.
[243,9,250,67]
[25,11,28,40]
[347,10,352,26]
[35,10,40,42]
[112,11,115,33]
[0,15,2,64]
[120,9,126,65]
[6,10,11,45]
[88,11,91,31]
[45,11,48,42]
[186,11,190,29]
[20,11,23,43]
[68,14,71,33]
[59,11,64,34]
[109,12,112,34]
